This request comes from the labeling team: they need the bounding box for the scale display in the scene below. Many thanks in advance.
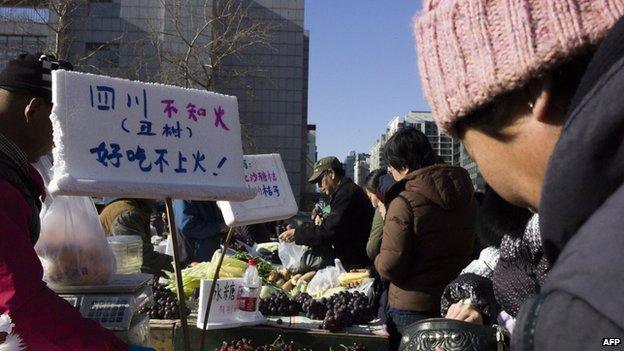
[60,294,135,331]
[55,274,153,332]
[84,295,132,329]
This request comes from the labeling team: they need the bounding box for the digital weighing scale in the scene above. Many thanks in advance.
[51,273,154,345]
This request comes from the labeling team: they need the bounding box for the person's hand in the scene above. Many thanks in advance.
[311,208,319,220]
[314,215,323,226]
[445,301,483,324]
[279,228,295,243]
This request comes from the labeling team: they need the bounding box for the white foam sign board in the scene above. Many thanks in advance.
[48,71,254,201]
[217,154,298,226]
[197,278,264,329]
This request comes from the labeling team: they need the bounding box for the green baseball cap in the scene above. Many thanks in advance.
[308,156,343,184]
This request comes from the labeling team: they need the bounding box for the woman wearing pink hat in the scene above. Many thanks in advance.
[414,1,624,350]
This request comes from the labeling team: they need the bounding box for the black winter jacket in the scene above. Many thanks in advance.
[294,178,374,268]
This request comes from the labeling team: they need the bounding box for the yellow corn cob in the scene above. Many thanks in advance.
[337,272,370,286]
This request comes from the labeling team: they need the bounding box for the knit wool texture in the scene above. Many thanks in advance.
[414,0,624,135]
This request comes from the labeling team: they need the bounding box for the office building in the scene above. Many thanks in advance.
[369,111,461,173]
[343,150,356,180]
[0,0,309,202]
[460,144,486,193]
[354,153,370,187]
[405,111,461,166]
[300,123,318,210]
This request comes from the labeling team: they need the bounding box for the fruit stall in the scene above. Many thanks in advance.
[151,322,386,350]
[38,71,385,350]
[142,242,389,351]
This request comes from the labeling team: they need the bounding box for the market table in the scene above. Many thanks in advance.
[149,320,389,351]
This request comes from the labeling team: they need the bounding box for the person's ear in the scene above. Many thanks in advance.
[329,170,336,180]
[528,76,555,125]
[24,97,45,124]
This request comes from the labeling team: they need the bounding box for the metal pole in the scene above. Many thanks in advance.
[164,198,191,351]
[199,227,235,350]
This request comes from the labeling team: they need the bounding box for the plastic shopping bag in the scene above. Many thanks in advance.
[306,259,346,296]
[35,195,116,286]
[349,278,375,300]
[32,155,54,213]
[278,241,307,271]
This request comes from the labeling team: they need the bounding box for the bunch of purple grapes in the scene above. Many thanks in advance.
[259,291,299,316]
[254,340,303,351]
[294,293,312,312]
[301,298,327,320]
[215,338,254,351]
[139,283,190,320]
[307,291,375,332]
[215,338,314,351]
[259,291,375,332]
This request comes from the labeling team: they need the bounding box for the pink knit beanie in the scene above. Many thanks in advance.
[414,0,624,135]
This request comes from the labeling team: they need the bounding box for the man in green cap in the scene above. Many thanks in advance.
[280,156,374,271]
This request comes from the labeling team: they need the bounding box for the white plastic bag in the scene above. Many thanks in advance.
[32,155,54,214]
[307,259,346,296]
[35,196,116,286]
[278,241,307,271]
[349,278,375,300]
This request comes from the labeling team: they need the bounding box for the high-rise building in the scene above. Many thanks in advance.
[405,111,461,166]
[0,0,309,202]
[369,138,385,171]
[305,124,317,179]
[460,144,486,193]
[300,124,318,210]
[368,116,399,171]
[369,111,461,172]
[343,151,356,180]
[354,153,370,187]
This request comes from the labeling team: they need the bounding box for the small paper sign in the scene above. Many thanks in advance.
[197,278,264,329]
[218,154,298,226]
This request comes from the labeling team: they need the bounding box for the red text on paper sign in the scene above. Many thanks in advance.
[244,171,278,183]
[161,99,229,130]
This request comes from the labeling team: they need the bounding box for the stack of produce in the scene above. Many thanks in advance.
[140,283,190,320]
[337,271,370,288]
[256,242,279,254]
[301,291,375,332]
[216,337,367,351]
[216,337,310,351]
[166,256,247,295]
[258,291,300,316]
[260,291,375,332]
[266,269,316,295]
[232,251,273,282]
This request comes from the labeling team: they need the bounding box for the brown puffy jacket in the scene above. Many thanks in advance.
[374,164,476,312]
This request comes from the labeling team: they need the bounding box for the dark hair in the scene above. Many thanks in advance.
[329,164,345,178]
[383,127,437,172]
[476,186,533,247]
[364,169,387,193]
[456,52,594,138]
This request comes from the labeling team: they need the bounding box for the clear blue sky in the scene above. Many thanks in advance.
[305,1,429,161]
